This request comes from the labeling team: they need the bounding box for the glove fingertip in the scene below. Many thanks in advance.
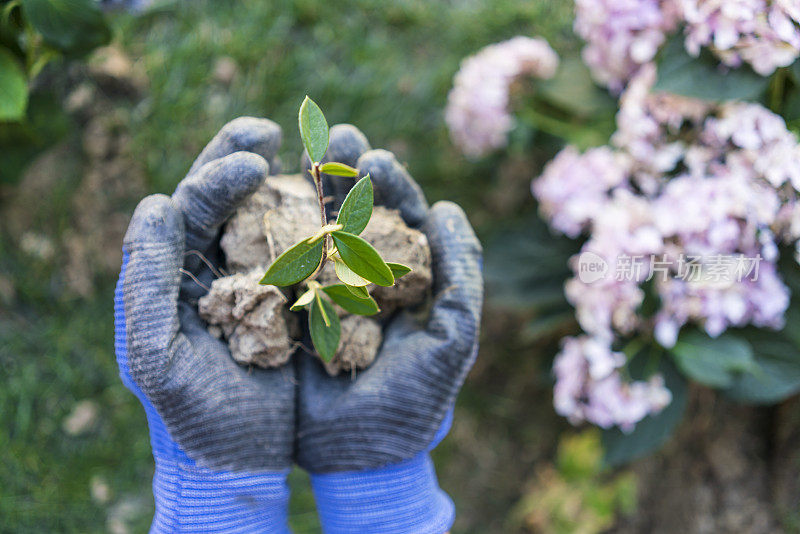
[357,149,428,227]
[124,194,184,251]
[190,117,282,175]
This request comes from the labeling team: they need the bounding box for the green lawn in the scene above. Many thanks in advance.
[0,1,575,531]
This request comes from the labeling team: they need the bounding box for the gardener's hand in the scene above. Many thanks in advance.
[298,127,483,534]
[115,118,294,533]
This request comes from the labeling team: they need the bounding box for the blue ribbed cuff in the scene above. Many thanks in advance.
[310,451,455,534]
[151,459,291,533]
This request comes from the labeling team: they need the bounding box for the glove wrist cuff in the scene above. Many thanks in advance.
[151,459,291,533]
[310,451,455,534]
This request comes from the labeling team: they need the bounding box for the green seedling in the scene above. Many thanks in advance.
[259,96,411,362]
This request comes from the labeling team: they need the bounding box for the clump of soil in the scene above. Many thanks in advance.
[201,174,433,374]
[198,269,298,368]
[322,316,383,376]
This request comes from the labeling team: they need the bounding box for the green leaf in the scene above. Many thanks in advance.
[259,238,323,287]
[309,295,340,362]
[319,161,359,177]
[21,0,111,55]
[537,57,617,118]
[654,34,769,102]
[0,48,27,121]
[602,358,688,467]
[336,174,373,235]
[387,262,411,279]
[345,284,371,299]
[671,330,756,388]
[323,284,380,315]
[723,328,800,404]
[299,95,328,163]
[334,258,370,287]
[331,231,394,287]
[314,290,331,326]
[290,288,315,311]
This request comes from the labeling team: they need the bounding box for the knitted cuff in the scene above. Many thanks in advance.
[310,451,455,534]
[150,459,291,533]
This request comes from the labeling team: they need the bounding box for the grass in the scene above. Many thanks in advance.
[1,1,575,531]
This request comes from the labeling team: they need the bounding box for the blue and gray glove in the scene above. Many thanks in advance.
[114,118,295,533]
[299,127,484,534]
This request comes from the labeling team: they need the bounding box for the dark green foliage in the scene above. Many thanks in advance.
[259,238,324,287]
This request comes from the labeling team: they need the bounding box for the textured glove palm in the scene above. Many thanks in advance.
[298,127,484,534]
[115,118,295,532]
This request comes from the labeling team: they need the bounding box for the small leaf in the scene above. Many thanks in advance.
[323,284,380,315]
[290,288,315,311]
[260,238,323,287]
[306,223,343,244]
[332,231,394,287]
[21,0,111,54]
[336,174,373,235]
[315,290,331,326]
[309,295,340,362]
[387,262,411,279]
[320,162,359,177]
[299,95,329,163]
[346,284,371,299]
[0,48,27,121]
[334,258,370,287]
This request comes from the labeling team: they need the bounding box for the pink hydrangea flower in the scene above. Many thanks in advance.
[445,36,559,157]
[533,54,800,430]
[678,0,800,76]
[574,0,680,93]
[532,146,631,238]
[553,336,672,431]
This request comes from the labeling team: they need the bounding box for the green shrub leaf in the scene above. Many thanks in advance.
[323,284,380,315]
[331,231,394,287]
[671,330,756,388]
[309,295,340,362]
[345,284,371,299]
[259,238,323,287]
[290,288,315,311]
[320,162,359,177]
[334,258,370,287]
[21,0,111,54]
[299,95,328,163]
[336,174,373,235]
[387,262,411,279]
[0,48,27,121]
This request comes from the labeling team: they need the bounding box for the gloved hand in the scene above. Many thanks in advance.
[114,118,295,533]
[298,127,484,534]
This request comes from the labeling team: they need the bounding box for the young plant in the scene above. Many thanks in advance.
[259,96,411,362]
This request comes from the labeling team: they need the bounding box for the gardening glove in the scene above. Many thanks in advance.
[299,127,484,534]
[114,117,295,533]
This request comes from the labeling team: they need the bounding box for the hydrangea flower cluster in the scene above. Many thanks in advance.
[573,0,679,93]
[533,65,800,430]
[680,0,800,76]
[575,0,800,91]
[554,336,672,432]
[445,36,559,157]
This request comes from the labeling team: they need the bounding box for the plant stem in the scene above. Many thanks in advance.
[310,163,329,278]
[311,162,327,227]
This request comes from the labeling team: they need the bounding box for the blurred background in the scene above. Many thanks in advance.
[2,1,800,532]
